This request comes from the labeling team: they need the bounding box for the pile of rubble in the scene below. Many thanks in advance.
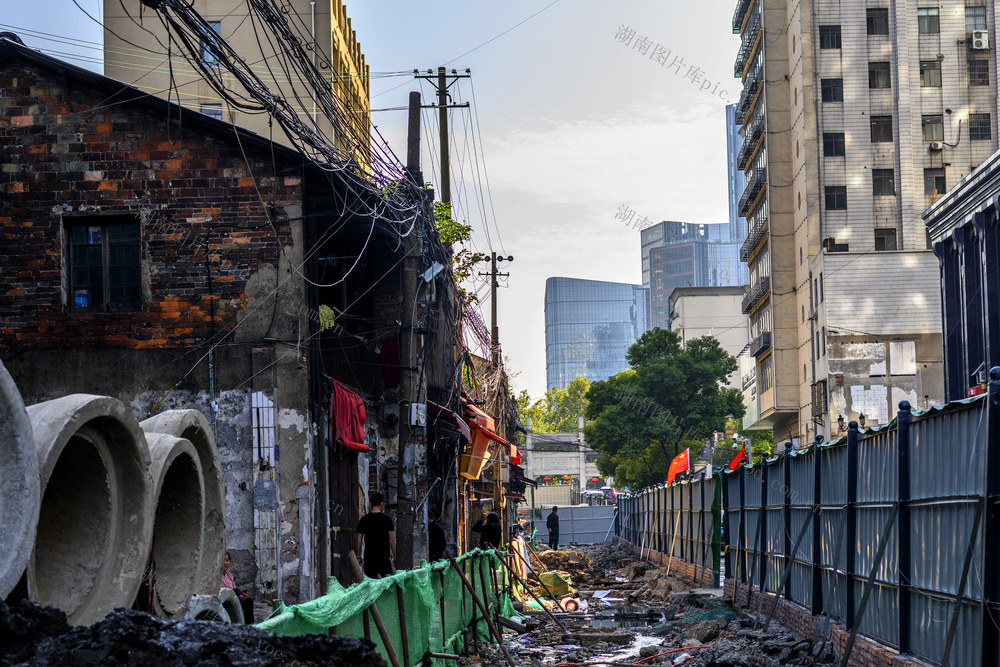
[0,599,384,666]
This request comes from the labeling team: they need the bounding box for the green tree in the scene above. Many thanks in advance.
[515,377,590,433]
[432,201,486,305]
[584,329,744,489]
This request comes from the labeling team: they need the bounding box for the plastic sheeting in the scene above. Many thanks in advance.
[257,549,508,667]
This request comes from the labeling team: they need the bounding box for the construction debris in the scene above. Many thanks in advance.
[0,599,385,667]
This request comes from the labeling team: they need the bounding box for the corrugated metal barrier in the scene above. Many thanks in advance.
[618,378,1000,666]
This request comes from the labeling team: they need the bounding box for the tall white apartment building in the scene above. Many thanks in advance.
[733,0,1000,442]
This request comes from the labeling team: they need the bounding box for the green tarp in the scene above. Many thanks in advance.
[257,549,509,667]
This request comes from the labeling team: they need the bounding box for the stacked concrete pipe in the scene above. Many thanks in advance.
[25,394,153,626]
[0,360,40,599]
[140,410,226,600]
[140,433,205,619]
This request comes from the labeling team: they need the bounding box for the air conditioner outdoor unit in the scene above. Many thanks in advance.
[930,141,945,150]
[971,30,990,50]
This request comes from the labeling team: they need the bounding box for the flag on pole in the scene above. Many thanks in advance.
[667,448,690,485]
[728,443,749,471]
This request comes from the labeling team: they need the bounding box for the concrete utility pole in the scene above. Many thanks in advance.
[395,91,426,569]
[413,67,470,204]
[479,252,513,364]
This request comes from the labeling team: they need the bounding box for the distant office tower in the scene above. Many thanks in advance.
[544,278,650,391]
[640,221,747,329]
[726,104,747,246]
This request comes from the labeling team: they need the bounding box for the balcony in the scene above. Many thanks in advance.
[734,13,761,77]
[738,166,766,217]
[749,331,772,357]
[736,107,764,170]
[741,276,770,314]
[732,0,756,33]
[739,216,768,262]
[734,61,762,123]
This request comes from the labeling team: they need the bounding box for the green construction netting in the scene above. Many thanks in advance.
[256,549,512,667]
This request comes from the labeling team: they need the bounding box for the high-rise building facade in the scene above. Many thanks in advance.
[727,104,747,245]
[544,278,650,391]
[641,221,748,329]
[103,1,370,169]
[732,0,999,441]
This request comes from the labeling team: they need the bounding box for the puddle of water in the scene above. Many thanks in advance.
[591,604,665,629]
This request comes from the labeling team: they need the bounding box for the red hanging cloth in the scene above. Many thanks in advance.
[330,380,369,452]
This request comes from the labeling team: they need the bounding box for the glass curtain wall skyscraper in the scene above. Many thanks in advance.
[544,278,650,391]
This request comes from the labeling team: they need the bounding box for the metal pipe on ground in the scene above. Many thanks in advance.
[140,409,226,597]
[26,394,154,626]
[0,360,39,599]
[138,433,206,619]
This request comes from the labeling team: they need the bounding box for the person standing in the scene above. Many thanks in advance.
[546,506,560,550]
[471,512,502,549]
[355,492,396,578]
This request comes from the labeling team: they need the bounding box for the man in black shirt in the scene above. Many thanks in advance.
[546,506,560,550]
[355,492,396,578]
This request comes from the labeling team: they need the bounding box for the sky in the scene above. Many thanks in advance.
[2,0,741,398]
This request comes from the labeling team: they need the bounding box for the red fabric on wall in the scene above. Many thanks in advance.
[330,380,369,452]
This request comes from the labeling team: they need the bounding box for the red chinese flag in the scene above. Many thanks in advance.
[728,444,748,471]
[667,448,690,485]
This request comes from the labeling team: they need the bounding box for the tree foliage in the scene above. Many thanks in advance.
[433,201,487,305]
[583,328,744,489]
[515,377,590,433]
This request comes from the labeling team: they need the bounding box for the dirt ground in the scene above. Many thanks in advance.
[484,541,836,667]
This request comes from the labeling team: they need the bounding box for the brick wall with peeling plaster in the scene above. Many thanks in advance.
[0,58,317,603]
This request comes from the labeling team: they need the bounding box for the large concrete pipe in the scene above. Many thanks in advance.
[183,594,231,622]
[139,433,205,619]
[218,587,245,624]
[140,409,226,597]
[0,360,39,599]
[26,394,153,625]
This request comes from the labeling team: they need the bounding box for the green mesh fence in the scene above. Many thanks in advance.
[256,549,511,667]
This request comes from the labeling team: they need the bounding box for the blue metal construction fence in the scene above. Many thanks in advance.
[617,377,1000,667]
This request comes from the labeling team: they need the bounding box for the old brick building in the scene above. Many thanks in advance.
[0,36,464,603]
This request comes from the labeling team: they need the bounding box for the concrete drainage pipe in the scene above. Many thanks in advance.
[0,360,39,599]
[183,594,232,623]
[140,410,226,597]
[25,394,153,626]
[218,587,245,624]
[140,433,205,619]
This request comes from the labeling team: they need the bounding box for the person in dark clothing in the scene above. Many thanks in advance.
[221,551,254,624]
[428,519,447,562]
[471,512,502,549]
[355,492,396,578]
[547,506,560,550]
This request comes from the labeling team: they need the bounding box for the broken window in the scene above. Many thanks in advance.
[66,217,141,312]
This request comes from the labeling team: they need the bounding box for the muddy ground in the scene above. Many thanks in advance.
[0,598,384,667]
[464,541,836,667]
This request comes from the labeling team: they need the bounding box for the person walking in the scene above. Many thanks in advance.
[546,506,560,550]
[355,492,396,578]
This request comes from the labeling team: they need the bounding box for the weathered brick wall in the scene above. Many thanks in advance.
[0,60,302,351]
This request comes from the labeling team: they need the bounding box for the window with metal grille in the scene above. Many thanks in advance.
[966,5,987,32]
[821,78,843,102]
[925,167,946,195]
[825,186,847,210]
[970,113,992,140]
[922,114,943,141]
[200,104,223,120]
[918,7,940,34]
[867,8,890,35]
[823,132,845,156]
[870,116,893,142]
[875,228,898,250]
[869,61,892,88]
[873,169,895,196]
[66,217,141,312]
[920,60,941,87]
[201,21,222,66]
[969,59,989,86]
[820,25,842,49]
